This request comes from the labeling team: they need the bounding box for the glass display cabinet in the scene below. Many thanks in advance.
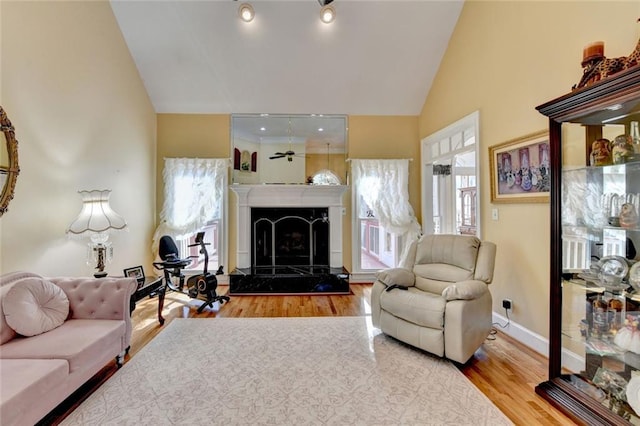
[536,67,640,425]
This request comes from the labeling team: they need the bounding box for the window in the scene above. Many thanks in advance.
[358,196,395,270]
[152,158,228,274]
[421,112,480,237]
[351,159,420,275]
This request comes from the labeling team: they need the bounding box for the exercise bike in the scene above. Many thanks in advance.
[153,232,229,313]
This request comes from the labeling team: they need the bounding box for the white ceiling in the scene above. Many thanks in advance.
[110,0,463,116]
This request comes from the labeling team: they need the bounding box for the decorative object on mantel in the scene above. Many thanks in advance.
[67,190,127,277]
[311,142,341,185]
[573,18,640,90]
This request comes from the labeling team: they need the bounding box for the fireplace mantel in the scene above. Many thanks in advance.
[231,184,348,268]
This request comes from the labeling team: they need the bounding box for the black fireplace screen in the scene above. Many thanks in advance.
[252,207,329,267]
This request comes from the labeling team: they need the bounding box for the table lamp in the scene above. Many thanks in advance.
[66,190,127,277]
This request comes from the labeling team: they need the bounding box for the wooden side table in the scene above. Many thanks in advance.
[130,276,166,325]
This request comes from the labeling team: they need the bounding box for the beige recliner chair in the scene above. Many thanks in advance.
[371,234,497,364]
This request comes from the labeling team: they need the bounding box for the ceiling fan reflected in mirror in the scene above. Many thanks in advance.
[268,117,305,162]
[269,150,296,161]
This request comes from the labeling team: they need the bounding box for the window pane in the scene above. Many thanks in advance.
[359,218,395,270]
[455,150,476,167]
[439,138,450,155]
[463,128,476,146]
[431,143,439,159]
[173,175,196,226]
[358,194,375,218]
[451,132,463,150]
[356,186,399,271]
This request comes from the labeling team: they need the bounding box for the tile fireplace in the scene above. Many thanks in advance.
[229,185,349,294]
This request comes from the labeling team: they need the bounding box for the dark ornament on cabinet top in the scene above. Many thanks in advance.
[574,18,640,90]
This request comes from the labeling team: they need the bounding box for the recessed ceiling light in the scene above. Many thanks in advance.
[318,128,324,132]
[238,3,255,23]
[260,127,266,131]
[320,5,335,24]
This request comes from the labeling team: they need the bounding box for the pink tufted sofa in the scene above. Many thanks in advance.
[0,271,137,426]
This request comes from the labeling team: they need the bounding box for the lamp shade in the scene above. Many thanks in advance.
[67,190,127,237]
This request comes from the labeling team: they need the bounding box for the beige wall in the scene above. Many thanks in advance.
[7,0,637,348]
[156,114,419,272]
[1,1,156,276]
[419,1,640,338]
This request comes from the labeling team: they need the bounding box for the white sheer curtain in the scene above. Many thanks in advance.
[152,158,228,255]
[351,159,421,268]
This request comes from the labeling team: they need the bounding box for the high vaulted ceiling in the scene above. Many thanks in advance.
[110,0,463,116]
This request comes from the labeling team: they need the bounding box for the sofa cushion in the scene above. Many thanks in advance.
[380,288,446,329]
[0,284,18,345]
[0,319,124,373]
[2,278,69,337]
[0,359,68,426]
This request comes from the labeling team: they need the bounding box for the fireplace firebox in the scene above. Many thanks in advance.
[252,207,329,267]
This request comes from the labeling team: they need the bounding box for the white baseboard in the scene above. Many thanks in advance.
[492,311,584,374]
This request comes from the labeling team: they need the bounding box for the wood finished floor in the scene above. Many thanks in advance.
[46,284,578,425]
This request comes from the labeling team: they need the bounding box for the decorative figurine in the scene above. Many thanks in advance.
[612,134,635,164]
[573,19,640,90]
[619,202,639,229]
[590,138,612,166]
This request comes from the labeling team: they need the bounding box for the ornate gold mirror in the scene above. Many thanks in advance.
[0,106,20,217]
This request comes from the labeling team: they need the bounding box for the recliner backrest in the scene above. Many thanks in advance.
[411,234,495,294]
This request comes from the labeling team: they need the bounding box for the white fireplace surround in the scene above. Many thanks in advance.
[231,185,348,269]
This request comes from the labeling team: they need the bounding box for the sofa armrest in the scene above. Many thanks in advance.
[49,276,137,351]
[375,268,415,288]
[442,280,488,301]
[49,276,137,320]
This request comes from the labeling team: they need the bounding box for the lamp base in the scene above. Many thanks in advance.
[94,271,108,278]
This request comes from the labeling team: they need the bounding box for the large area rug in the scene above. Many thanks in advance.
[62,317,512,425]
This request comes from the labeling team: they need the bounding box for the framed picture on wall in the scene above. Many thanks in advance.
[123,265,145,287]
[489,130,550,203]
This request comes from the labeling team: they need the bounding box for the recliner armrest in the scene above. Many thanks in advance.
[442,280,488,301]
[375,268,415,288]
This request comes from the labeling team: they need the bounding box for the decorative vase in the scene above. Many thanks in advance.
[612,135,634,164]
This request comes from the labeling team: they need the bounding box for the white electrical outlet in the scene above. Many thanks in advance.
[492,208,499,221]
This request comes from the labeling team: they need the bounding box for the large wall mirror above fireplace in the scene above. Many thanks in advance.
[231,114,348,185]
